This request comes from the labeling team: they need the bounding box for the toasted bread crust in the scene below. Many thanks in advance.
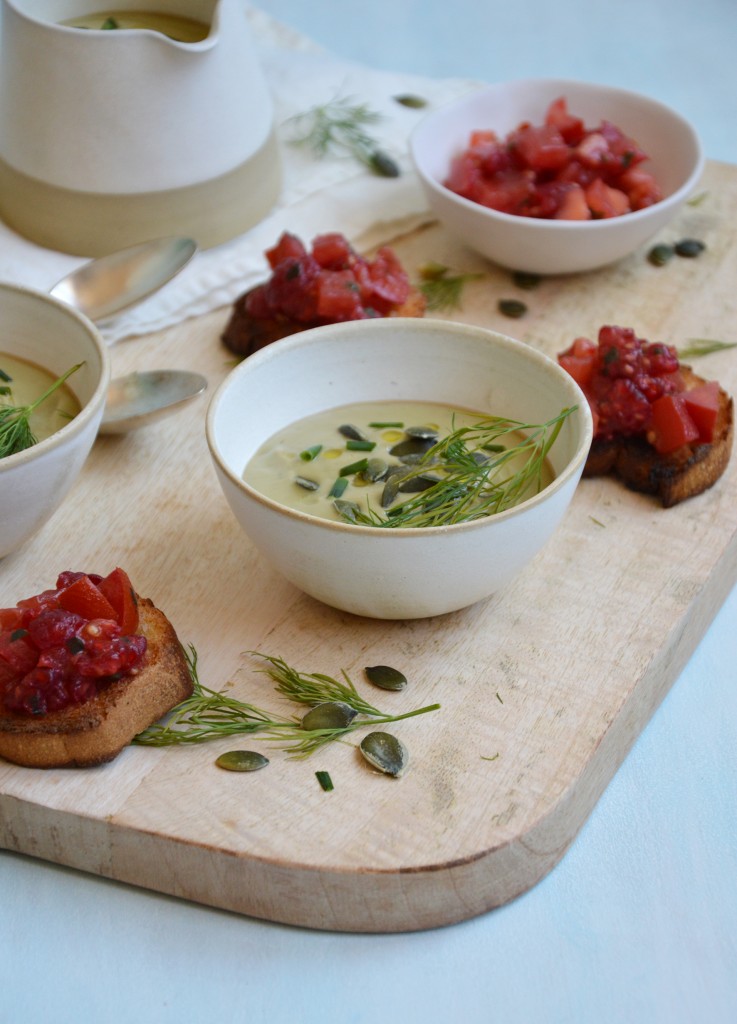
[0,597,193,769]
[221,286,426,357]
[583,368,733,507]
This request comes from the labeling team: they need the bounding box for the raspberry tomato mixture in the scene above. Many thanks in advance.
[445,98,662,220]
[243,231,412,324]
[0,568,146,717]
[558,326,721,454]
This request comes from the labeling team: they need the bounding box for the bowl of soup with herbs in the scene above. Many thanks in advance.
[0,283,110,558]
[206,318,593,619]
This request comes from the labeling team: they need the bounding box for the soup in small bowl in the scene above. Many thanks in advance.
[206,318,592,619]
[0,283,110,559]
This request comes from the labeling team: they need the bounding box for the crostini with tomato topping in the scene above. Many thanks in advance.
[221,231,426,358]
[558,326,733,506]
[0,569,192,768]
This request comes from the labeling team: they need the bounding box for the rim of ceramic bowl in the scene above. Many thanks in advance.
[0,282,110,472]
[206,319,594,538]
[410,77,705,230]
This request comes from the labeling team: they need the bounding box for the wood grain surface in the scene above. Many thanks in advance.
[1,161,735,933]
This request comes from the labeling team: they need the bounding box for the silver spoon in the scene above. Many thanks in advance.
[49,236,198,322]
[99,369,208,434]
[49,237,207,432]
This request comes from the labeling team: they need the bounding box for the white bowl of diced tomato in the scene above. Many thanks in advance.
[410,78,704,275]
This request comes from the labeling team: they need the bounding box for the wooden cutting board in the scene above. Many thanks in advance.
[1,160,736,933]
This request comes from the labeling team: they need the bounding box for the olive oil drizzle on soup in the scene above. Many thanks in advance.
[0,353,81,444]
[60,11,210,42]
[243,401,555,525]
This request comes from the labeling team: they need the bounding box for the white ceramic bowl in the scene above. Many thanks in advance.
[206,319,593,619]
[410,78,704,275]
[0,283,110,558]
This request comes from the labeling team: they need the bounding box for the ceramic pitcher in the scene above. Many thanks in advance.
[0,0,281,254]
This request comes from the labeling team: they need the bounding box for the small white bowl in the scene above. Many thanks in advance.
[410,78,704,275]
[0,283,110,558]
[206,319,592,619]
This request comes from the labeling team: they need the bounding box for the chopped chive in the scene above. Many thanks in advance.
[339,457,369,477]
[329,477,349,498]
[369,421,404,428]
[315,770,334,792]
[299,444,322,461]
[346,439,376,451]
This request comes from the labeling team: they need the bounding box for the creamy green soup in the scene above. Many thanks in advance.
[0,353,81,447]
[61,11,210,42]
[243,401,557,527]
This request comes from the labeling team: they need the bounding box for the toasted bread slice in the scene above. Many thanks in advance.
[221,286,426,358]
[584,367,733,507]
[0,597,192,769]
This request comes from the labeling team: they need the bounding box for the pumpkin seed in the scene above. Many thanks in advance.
[216,750,269,772]
[389,436,436,457]
[333,499,361,523]
[647,243,674,267]
[405,425,439,442]
[674,238,706,258]
[364,665,408,692]
[362,457,389,482]
[398,473,441,493]
[369,148,401,178]
[339,424,369,442]
[498,298,528,318]
[393,94,427,109]
[360,731,408,777]
[302,701,358,731]
[295,475,319,491]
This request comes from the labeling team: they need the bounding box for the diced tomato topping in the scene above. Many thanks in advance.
[0,570,147,717]
[510,123,570,172]
[557,324,724,456]
[251,232,412,327]
[682,381,721,443]
[98,567,140,635]
[58,574,118,622]
[558,336,598,388]
[265,232,307,269]
[553,183,591,220]
[649,394,700,454]
[444,97,661,221]
[544,97,585,146]
[585,178,630,218]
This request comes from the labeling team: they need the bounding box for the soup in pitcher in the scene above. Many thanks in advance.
[61,10,210,41]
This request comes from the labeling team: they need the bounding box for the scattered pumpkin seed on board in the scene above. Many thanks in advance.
[215,750,269,772]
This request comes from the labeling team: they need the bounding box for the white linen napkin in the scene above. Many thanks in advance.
[0,5,480,343]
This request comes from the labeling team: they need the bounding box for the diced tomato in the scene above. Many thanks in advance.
[649,394,700,454]
[98,567,139,635]
[265,232,307,269]
[0,607,24,631]
[558,336,598,388]
[683,381,721,443]
[311,233,354,270]
[366,247,411,308]
[585,178,630,218]
[619,167,663,210]
[58,574,118,622]
[469,170,535,214]
[544,97,585,146]
[446,153,482,196]
[469,129,499,148]
[554,183,591,220]
[315,270,364,321]
[510,123,570,172]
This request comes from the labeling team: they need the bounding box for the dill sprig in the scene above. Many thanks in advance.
[676,338,736,359]
[338,410,573,529]
[418,262,484,311]
[0,362,83,459]
[285,95,400,177]
[134,646,440,758]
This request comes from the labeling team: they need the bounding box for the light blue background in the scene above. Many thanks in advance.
[2,3,736,1022]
